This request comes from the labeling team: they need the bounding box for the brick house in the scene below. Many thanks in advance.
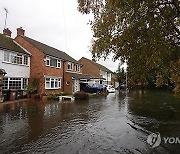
[79,57,113,86]
[0,28,30,101]
[15,27,84,95]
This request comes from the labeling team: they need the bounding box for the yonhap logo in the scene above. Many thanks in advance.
[147,132,161,148]
[147,132,180,148]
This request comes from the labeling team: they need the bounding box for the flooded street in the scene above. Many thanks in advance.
[0,90,180,154]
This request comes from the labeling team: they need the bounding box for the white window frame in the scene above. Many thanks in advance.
[45,76,61,89]
[45,56,61,68]
[46,57,50,66]
[57,60,61,68]
[3,50,29,66]
[75,64,80,72]
[67,62,73,70]
[2,77,28,90]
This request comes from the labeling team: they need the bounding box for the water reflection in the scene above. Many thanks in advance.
[0,90,180,154]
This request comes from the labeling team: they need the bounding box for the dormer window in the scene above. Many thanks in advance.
[68,62,73,70]
[46,56,61,68]
[75,64,80,72]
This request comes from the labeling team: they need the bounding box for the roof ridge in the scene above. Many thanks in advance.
[24,36,63,52]
[22,36,79,64]
[80,57,112,73]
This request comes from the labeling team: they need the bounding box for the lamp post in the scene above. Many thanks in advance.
[0,69,7,102]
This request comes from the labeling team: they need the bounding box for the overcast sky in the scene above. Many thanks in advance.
[0,0,120,72]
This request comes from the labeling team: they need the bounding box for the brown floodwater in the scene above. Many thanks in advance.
[0,90,180,154]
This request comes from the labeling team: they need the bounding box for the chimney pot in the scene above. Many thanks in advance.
[3,28,12,37]
[17,27,25,36]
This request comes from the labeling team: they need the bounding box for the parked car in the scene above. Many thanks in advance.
[106,85,115,93]
[82,84,104,93]
[92,84,106,92]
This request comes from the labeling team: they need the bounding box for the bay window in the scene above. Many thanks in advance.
[3,77,28,90]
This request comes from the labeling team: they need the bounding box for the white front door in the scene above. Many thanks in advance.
[73,79,79,93]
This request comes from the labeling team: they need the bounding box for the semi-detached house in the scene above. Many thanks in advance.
[0,28,30,101]
[15,27,90,95]
[79,57,113,86]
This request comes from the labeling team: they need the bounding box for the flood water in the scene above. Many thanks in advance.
[0,90,180,154]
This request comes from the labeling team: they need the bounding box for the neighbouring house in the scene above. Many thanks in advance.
[79,57,113,86]
[15,27,88,95]
[0,28,31,101]
[111,73,119,89]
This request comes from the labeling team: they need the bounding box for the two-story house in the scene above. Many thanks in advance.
[79,57,113,86]
[0,28,31,101]
[15,27,87,95]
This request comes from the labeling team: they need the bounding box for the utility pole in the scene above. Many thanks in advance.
[4,8,8,29]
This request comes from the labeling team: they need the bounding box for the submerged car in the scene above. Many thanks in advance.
[82,84,105,93]
[106,85,115,93]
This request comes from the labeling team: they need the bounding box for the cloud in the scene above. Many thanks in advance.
[0,0,119,71]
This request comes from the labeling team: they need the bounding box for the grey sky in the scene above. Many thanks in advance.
[0,0,120,72]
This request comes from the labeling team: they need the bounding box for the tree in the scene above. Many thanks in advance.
[77,0,180,93]
[116,63,125,86]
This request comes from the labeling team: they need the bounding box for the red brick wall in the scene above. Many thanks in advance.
[63,62,82,94]
[15,36,63,95]
[79,58,100,77]
[64,72,73,94]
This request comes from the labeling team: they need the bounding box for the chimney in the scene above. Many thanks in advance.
[17,27,25,36]
[3,28,12,37]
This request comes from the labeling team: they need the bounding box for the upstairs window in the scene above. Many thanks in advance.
[67,62,73,70]
[3,51,29,66]
[75,64,80,72]
[46,56,61,68]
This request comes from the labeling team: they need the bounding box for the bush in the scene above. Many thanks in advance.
[58,91,65,96]
[74,91,89,100]
[24,85,37,94]
[47,93,57,100]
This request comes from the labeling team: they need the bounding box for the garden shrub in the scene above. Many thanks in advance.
[74,91,89,100]
[47,93,57,100]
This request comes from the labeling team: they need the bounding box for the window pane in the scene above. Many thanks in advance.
[50,58,57,67]
[2,78,8,90]
[11,54,16,63]
[9,78,21,90]
[57,60,61,68]
[22,78,28,89]
[4,51,10,62]
[24,56,28,65]
[68,62,73,70]
[55,79,58,88]
[17,55,22,64]
[51,79,54,88]
[46,57,50,66]
[58,79,61,88]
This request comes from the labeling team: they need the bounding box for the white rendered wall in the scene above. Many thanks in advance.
[0,49,30,78]
[100,70,112,82]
